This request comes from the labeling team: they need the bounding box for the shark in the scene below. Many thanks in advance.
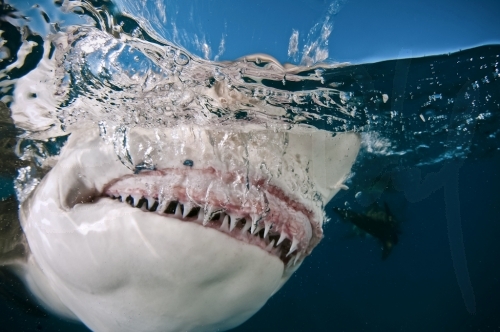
[12,125,360,331]
[332,203,400,260]
[0,24,362,331]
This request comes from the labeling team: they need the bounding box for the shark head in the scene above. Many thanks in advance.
[16,124,360,331]
[1,24,361,331]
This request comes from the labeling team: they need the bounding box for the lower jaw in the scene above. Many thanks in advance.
[102,195,305,266]
[23,199,292,331]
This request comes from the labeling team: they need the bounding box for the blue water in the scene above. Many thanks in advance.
[243,156,500,331]
[1,0,500,331]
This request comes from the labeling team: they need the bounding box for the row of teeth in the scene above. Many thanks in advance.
[109,194,302,265]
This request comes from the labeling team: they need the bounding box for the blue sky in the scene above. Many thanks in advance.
[10,0,500,64]
[119,0,500,64]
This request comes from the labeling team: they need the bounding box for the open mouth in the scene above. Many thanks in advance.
[17,124,359,332]
[100,167,322,267]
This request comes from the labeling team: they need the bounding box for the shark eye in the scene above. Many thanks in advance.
[183,159,194,167]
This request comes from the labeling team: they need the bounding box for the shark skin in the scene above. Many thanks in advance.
[332,203,400,260]
[15,124,361,331]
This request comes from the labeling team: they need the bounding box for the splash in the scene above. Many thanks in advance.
[288,0,347,66]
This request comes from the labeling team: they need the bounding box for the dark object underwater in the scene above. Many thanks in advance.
[332,203,400,259]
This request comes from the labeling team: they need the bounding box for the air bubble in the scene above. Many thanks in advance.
[174,52,189,66]
[166,48,175,58]
[428,93,442,101]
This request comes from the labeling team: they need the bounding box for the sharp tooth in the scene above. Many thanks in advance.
[183,202,193,218]
[156,200,168,214]
[252,214,260,222]
[219,212,226,222]
[250,222,257,234]
[286,237,299,257]
[175,203,182,217]
[150,200,159,212]
[250,214,262,234]
[220,215,229,232]
[265,240,275,251]
[293,253,302,265]
[147,197,155,209]
[254,224,264,236]
[241,220,251,234]
[203,205,215,226]
[197,209,205,223]
[277,232,287,246]
[229,215,238,232]
[263,222,271,239]
[131,195,141,207]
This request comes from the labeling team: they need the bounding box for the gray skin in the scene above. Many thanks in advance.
[332,203,400,260]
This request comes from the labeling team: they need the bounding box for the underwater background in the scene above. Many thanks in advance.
[1,0,500,331]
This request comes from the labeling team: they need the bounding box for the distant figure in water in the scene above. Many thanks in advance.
[332,203,400,259]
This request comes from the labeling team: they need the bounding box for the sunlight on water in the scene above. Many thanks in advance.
[1,0,499,329]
